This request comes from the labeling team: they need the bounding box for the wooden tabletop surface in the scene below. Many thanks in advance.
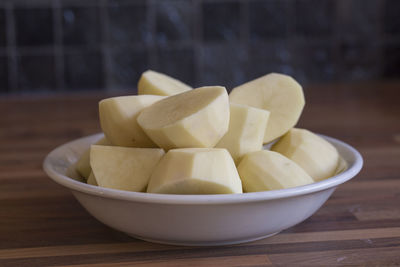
[1,82,399,266]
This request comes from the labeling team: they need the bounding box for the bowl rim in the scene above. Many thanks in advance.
[43,133,363,205]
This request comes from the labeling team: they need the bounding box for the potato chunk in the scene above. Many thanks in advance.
[147,148,243,194]
[237,150,314,192]
[271,128,340,181]
[335,157,348,175]
[229,73,305,143]
[138,70,192,96]
[87,172,98,186]
[90,145,164,192]
[137,86,230,150]
[216,103,270,164]
[99,95,165,147]
[76,137,110,179]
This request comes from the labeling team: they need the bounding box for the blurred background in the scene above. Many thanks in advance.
[0,0,399,94]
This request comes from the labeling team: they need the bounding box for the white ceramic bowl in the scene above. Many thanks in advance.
[43,133,363,246]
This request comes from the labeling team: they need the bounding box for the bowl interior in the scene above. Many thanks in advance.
[43,133,363,204]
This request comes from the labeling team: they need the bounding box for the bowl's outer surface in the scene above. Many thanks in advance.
[71,187,335,245]
[43,133,363,246]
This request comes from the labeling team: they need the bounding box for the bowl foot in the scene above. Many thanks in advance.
[126,231,281,246]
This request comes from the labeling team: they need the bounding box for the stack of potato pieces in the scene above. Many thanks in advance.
[75,70,344,194]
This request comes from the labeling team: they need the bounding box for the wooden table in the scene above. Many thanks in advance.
[1,82,399,266]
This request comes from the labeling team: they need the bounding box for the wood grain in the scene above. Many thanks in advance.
[58,255,273,267]
[0,82,399,266]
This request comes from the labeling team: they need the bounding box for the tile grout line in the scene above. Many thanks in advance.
[286,0,298,80]
[240,0,249,46]
[377,0,386,79]
[100,0,112,92]
[53,0,64,91]
[193,0,203,87]
[240,0,249,82]
[5,1,17,92]
[147,0,157,70]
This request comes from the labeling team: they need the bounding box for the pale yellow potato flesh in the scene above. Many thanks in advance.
[147,148,243,194]
[137,86,230,150]
[237,150,314,192]
[87,172,98,186]
[90,145,165,192]
[271,128,340,181]
[76,149,92,180]
[99,95,165,147]
[76,137,110,179]
[229,73,305,143]
[335,157,348,175]
[216,103,270,164]
[138,70,192,96]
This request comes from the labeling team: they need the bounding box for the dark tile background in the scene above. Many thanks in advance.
[0,8,6,47]
[156,0,193,44]
[108,4,149,44]
[15,7,54,47]
[249,1,288,40]
[62,6,101,46]
[202,1,241,42]
[17,53,56,90]
[0,56,8,91]
[0,0,399,94]
[64,49,103,90]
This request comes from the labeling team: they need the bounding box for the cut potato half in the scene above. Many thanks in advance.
[76,137,110,179]
[138,70,192,96]
[237,150,314,192]
[229,73,305,143]
[137,86,230,150]
[90,145,164,192]
[271,128,340,181]
[99,95,165,147]
[216,103,270,164]
[147,148,243,194]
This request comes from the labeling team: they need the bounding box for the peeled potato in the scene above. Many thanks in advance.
[99,95,165,147]
[137,86,230,150]
[76,137,110,179]
[335,157,348,175]
[76,150,92,179]
[147,148,242,194]
[237,150,314,192]
[216,103,270,164]
[87,172,98,186]
[90,145,165,192]
[271,128,340,181]
[229,73,305,143]
[138,70,192,96]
